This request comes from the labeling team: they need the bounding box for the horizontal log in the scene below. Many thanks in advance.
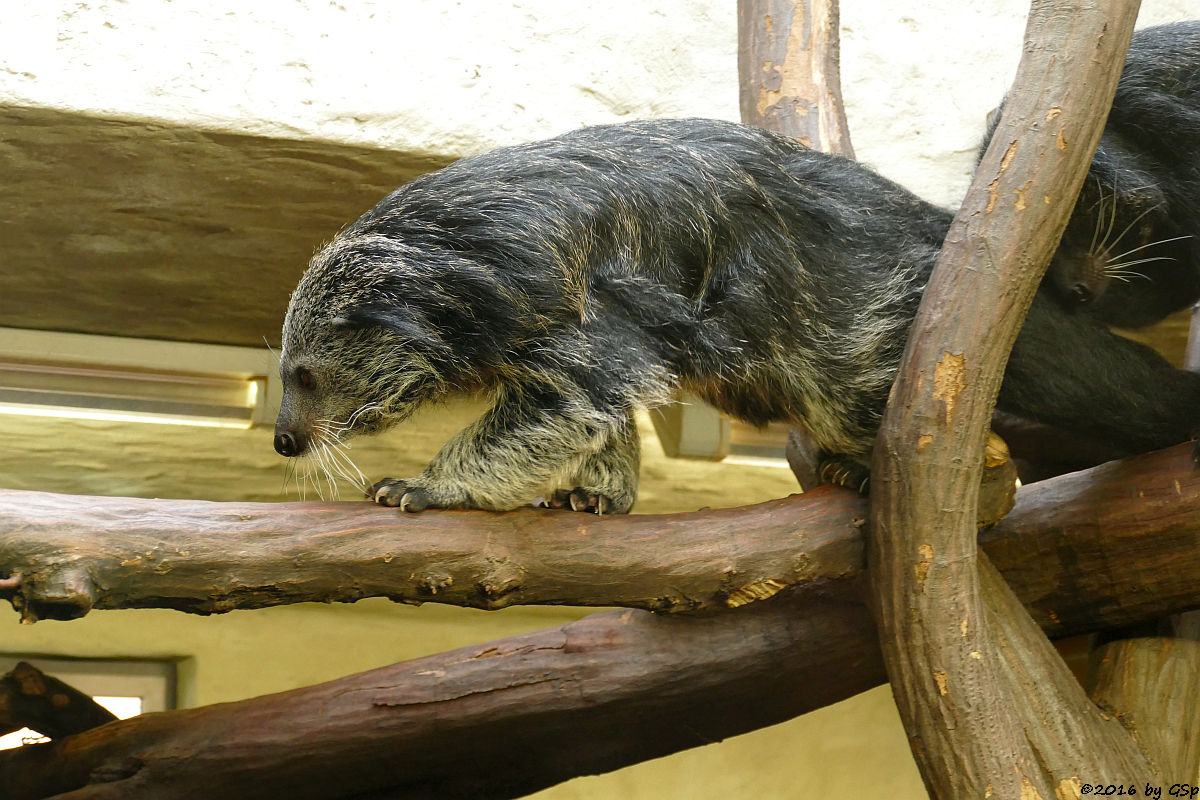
[0,594,882,800]
[0,486,864,621]
[0,446,1196,636]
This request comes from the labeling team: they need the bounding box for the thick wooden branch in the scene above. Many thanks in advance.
[2,447,1200,800]
[0,488,864,622]
[868,0,1143,796]
[0,445,1194,629]
[0,595,882,800]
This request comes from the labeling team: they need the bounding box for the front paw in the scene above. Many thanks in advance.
[368,478,432,512]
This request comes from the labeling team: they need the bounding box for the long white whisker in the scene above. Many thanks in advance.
[318,433,363,485]
[1097,179,1120,255]
[313,443,337,500]
[1100,202,1167,255]
[1087,176,1107,255]
[327,447,368,492]
[1106,255,1177,270]
[1103,234,1192,263]
[263,336,280,363]
[282,399,382,500]
[282,458,297,497]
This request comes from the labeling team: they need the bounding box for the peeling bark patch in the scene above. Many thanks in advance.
[725,578,787,608]
[999,140,1018,171]
[933,352,966,423]
[933,670,948,695]
[987,140,1020,213]
[1056,777,1083,799]
[379,673,561,707]
[960,617,969,637]
[970,650,982,659]
[1013,180,1033,211]
[987,180,1001,214]
[1056,129,1068,151]
[756,87,778,117]
[917,434,933,452]
[1022,775,1046,800]
[914,544,933,588]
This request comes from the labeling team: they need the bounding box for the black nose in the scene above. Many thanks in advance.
[274,431,302,457]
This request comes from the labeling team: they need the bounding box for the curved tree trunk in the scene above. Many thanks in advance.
[868,0,1159,796]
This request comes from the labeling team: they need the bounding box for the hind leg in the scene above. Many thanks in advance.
[543,412,640,514]
[817,453,872,494]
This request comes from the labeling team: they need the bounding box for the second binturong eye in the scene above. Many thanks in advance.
[296,367,315,390]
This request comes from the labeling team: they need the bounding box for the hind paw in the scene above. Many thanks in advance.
[818,456,871,494]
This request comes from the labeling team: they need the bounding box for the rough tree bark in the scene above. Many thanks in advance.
[737,0,853,156]
[867,0,1176,797]
[0,443,1191,626]
[3,445,1200,799]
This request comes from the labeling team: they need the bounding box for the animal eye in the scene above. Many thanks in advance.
[295,367,315,390]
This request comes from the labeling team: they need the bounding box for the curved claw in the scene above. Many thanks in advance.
[547,487,616,515]
[369,478,432,512]
[818,458,871,495]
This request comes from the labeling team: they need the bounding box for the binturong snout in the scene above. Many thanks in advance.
[273,381,312,457]
[273,426,308,457]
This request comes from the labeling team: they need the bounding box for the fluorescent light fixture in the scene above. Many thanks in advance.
[0,327,279,429]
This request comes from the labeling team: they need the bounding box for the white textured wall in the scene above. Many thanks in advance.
[1,0,1191,207]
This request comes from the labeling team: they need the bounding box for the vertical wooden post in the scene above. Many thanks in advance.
[737,0,854,157]
[867,0,1155,795]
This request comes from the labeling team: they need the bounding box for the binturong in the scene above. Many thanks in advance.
[275,118,1200,513]
[981,21,1200,330]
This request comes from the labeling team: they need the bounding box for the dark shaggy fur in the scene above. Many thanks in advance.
[983,21,1200,328]
[274,118,1200,512]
